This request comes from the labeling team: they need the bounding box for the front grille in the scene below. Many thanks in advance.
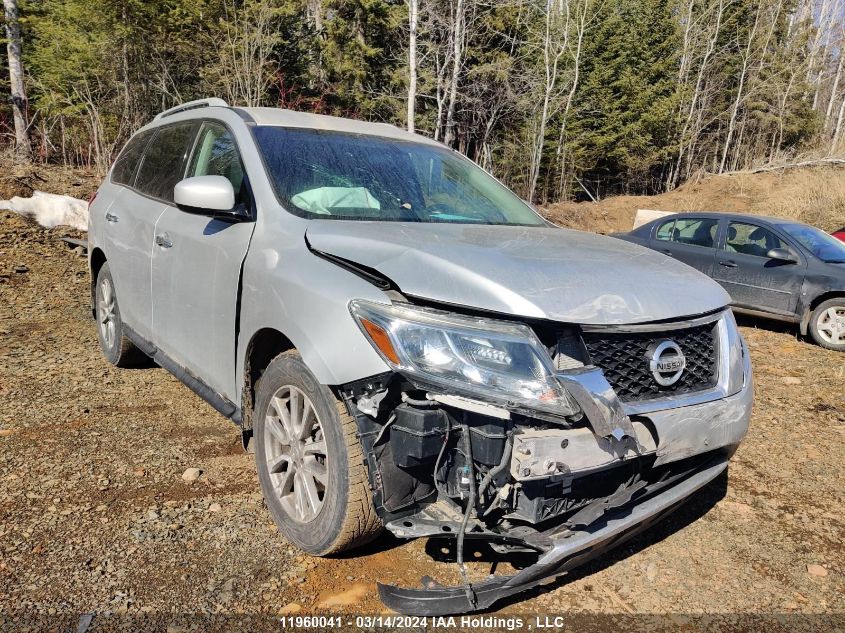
[581,321,719,402]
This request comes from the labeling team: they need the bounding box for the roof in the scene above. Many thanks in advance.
[240,107,431,142]
[150,98,441,146]
[649,211,797,226]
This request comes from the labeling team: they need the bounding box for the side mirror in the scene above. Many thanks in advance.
[174,176,246,219]
[767,247,797,263]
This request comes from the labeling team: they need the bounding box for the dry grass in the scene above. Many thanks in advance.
[544,165,845,233]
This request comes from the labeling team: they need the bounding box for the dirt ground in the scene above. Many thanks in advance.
[1,209,844,632]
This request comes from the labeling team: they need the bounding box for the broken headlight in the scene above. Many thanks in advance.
[350,300,579,417]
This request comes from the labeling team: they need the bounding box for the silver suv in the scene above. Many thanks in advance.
[89,98,752,615]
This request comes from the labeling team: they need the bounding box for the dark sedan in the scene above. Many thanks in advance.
[615,212,845,351]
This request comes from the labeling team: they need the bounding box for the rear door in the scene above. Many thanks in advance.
[713,220,806,316]
[650,216,719,276]
[150,121,256,399]
[110,121,198,338]
[96,127,181,339]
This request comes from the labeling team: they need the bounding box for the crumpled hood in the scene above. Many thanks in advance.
[306,221,730,325]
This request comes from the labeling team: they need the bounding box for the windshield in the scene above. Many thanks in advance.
[780,223,845,262]
[254,126,545,226]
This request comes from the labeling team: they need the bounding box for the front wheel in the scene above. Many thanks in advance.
[254,351,382,555]
[809,298,845,352]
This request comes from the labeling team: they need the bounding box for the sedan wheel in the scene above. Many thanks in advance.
[809,299,845,351]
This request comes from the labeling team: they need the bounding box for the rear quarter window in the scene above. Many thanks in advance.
[111,130,154,186]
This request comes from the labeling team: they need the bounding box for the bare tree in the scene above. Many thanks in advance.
[720,0,784,172]
[215,0,279,107]
[525,0,593,201]
[3,0,30,159]
[668,0,729,187]
[443,0,466,145]
[407,0,419,132]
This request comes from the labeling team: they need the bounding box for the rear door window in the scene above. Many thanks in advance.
[111,130,154,186]
[670,218,719,247]
[135,122,197,202]
[655,218,718,247]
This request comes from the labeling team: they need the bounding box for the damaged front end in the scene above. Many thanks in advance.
[341,300,752,615]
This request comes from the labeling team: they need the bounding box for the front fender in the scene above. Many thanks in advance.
[235,239,391,401]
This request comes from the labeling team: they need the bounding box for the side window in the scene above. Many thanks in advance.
[655,219,675,241]
[134,122,197,202]
[671,218,719,248]
[187,122,247,203]
[725,222,783,257]
[111,130,154,186]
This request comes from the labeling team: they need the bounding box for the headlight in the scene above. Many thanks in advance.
[350,300,579,417]
[722,309,747,396]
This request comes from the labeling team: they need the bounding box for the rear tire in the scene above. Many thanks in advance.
[809,298,845,352]
[254,351,382,555]
[94,262,146,367]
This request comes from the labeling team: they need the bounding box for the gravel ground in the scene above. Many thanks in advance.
[1,212,843,631]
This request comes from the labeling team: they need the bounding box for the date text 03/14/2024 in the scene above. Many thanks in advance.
[277,615,578,630]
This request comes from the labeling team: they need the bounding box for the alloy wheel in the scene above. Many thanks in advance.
[98,277,116,349]
[263,385,329,522]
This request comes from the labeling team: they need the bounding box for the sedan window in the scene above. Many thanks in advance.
[655,219,675,241]
[779,223,845,262]
[725,222,784,257]
[655,218,718,247]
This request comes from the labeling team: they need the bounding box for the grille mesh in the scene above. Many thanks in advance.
[581,322,719,402]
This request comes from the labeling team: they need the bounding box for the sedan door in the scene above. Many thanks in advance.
[713,220,806,316]
[650,217,719,277]
[150,121,256,400]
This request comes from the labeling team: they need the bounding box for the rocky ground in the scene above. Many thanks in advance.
[1,211,843,632]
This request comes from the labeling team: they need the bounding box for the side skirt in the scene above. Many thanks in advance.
[124,327,242,426]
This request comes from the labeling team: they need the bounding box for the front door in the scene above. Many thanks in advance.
[151,121,255,400]
[713,220,806,316]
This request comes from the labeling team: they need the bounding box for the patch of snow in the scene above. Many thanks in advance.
[0,190,89,232]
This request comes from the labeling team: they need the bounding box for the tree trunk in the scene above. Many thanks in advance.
[833,89,845,150]
[407,0,418,133]
[825,48,844,129]
[443,0,465,146]
[3,0,30,160]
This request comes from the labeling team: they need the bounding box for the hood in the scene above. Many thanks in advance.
[306,221,731,325]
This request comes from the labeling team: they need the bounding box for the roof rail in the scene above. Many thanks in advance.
[154,98,229,121]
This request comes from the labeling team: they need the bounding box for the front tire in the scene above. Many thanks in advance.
[254,351,382,555]
[94,263,145,367]
[809,298,845,352]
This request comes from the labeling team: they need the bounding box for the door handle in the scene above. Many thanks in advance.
[155,234,173,249]
[661,249,673,256]
[719,260,737,268]
[105,212,119,223]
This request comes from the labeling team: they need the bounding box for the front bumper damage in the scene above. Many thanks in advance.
[378,451,729,615]
[354,314,753,615]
